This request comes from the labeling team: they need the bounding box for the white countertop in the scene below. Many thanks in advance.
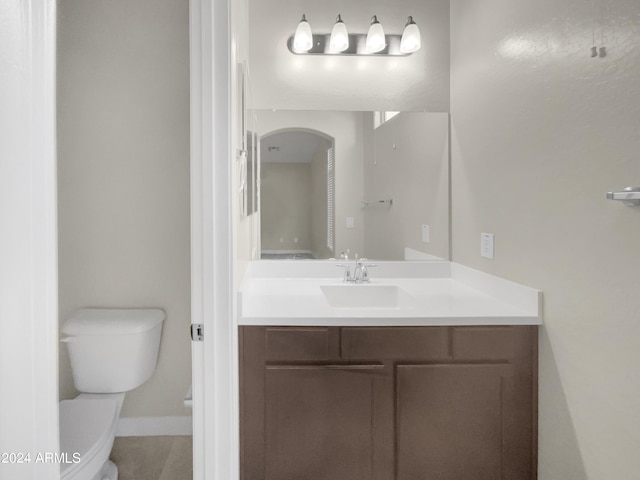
[238,260,543,327]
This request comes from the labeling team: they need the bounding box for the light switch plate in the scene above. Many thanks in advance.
[346,217,354,229]
[422,224,430,243]
[481,232,494,259]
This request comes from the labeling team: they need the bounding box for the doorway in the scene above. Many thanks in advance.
[260,129,335,260]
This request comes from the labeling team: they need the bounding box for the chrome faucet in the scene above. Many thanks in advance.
[337,254,377,283]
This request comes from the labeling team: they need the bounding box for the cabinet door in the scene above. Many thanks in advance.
[396,363,531,480]
[264,365,388,480]
[241,326,393,480]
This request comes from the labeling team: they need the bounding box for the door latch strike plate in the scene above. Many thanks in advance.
[191,323,204,341]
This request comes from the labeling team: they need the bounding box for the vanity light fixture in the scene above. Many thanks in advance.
[400,16,421,53]
[365,15,386,53]
[293,14,313,52]
[329,14,349,52]
[287,15,421,56]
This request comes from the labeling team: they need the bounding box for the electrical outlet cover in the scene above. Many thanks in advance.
[422,224,430,243]
[481,232,494,259]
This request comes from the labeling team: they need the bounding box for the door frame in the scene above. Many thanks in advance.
[189,0,238,479]
[0,0,60,478]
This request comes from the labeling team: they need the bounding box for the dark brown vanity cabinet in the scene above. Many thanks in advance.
[240,326,537,480]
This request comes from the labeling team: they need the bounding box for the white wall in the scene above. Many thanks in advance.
[248,0,449,112]
[57,0,191,418]
[450,0,640,478]
[255,110,366,257]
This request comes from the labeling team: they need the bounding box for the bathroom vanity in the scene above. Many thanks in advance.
[238,261,542,480]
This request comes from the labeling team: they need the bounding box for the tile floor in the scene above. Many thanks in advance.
[111,436,192,480]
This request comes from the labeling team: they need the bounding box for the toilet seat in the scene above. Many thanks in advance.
[59,398,119,480]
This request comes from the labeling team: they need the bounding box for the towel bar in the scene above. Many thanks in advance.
[606,186,640,206]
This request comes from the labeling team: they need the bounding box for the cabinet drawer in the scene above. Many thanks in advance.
[341,327,450,360]
[452,326,533,361]
[265,327,331,361]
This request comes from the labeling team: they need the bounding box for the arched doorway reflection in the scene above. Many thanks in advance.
[260,129,335,259]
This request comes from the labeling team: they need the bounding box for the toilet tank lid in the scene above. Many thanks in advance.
[63,308,165,335]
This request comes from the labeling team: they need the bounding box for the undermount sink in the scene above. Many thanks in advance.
[320,284,413,309]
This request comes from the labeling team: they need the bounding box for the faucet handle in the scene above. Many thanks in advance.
[358,258,378,268]
[336,263,352,282]
[360,263,377,283]
[358,260,377,282]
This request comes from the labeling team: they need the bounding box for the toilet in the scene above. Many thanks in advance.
[59,308,165,480]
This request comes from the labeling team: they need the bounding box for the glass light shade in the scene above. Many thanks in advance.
[293,14,313,52]
[366,16,386,53]
[400,17,421,53]
[329,15,349,52]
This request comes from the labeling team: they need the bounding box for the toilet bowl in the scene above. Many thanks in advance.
[60,395,123,480]
[59,308,165,480]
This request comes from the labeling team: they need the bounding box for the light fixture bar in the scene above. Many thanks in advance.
[287,33,412,56]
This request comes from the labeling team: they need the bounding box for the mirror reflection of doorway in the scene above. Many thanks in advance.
[260,129,335,259]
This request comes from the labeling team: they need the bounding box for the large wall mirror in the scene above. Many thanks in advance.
[255,110,449,261]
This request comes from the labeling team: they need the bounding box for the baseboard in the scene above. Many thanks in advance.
[115,416,193,437]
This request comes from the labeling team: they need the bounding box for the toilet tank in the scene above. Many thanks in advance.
[62,308,165,393]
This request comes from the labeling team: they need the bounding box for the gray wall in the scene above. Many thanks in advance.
[261,163,313,252]
[364,112,449,260]
[57,0,191,418]
[451,0,640,477]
